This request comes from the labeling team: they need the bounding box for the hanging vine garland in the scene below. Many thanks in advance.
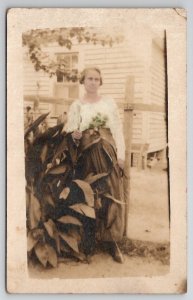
[23,27,124,80]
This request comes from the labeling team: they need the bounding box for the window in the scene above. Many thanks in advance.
[54,53,79,99]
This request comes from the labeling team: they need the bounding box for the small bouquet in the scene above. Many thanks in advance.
[88,113,108,131]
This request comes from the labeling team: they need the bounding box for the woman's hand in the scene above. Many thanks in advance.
[72,130,82,140]
[118,158,125,170]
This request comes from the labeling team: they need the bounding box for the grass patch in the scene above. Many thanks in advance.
[118,237,170,265]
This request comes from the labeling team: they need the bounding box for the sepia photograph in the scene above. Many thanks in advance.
[7,8,186,293]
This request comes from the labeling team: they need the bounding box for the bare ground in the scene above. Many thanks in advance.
[29,251,169,279]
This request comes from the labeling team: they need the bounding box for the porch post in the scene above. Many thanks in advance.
[123,76,134,236]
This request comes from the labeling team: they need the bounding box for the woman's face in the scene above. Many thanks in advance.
[83,69,101,94]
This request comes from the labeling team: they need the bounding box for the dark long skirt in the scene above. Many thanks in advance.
[75,129,125,254]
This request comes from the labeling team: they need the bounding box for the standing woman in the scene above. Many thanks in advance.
[64,67,125,263]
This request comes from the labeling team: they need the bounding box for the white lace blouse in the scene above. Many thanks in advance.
[64,97,125,161]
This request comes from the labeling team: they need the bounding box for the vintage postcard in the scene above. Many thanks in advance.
[7,8,186,293]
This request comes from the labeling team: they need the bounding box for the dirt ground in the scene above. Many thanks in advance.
[29,164,170,279]
[128,165,170,243]
[29,252,169,279]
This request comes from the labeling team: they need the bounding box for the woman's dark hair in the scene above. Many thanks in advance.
[79,67,103,85]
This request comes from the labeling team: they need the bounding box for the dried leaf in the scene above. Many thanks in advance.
[57,215,82,226]
[59,187,70,200]
[59,232,79,253]
[47,164,67,175]
[34,243,48,267]
[73,180,94,207]
[46,244,58,267]
[27,231,38,252]
[28,193,41,230]
[84,172,108,184]
[70,203,96,219]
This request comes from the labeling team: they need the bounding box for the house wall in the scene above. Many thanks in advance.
[23,51,51,96]
[23,28,167,154]
[147,38,167,152]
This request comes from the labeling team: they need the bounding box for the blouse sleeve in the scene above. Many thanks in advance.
[108,99,125,161]
[64,100,80,133]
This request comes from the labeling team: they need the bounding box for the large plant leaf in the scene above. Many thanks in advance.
[28,193,41,229]
[70,203,96,219]
[68,228,81,243]
[57,215,82,226]
[44,219,57,239]
[73,180,94,207]
[47,164,67,175]
[27,231,38,252]
[31,228,45,239]
[55,234,61,254]
[59,187,70,200]
[84,172,108,185]
[52,137,68,163]
[25,146,43,180]
[46,244,58,267]
[34,243,58,267]
[67,136,79,165]
[35,124,63,147]
[44,193,55,207]
[34,243,48,267]
[46,123,64,138]
[52,153,67,166]
[81,137,101,151]
[59,232,79,253]
[71,252,86,262]
[24,112,50,138]
[103,193,125,205]
[95,197,102,210]
[60,244,71,254]
[40,144,48,163]
[44,219,60,253]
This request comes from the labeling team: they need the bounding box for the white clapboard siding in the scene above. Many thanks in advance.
[23,53,51,96]
[145,40,167,152]
[131,111,143,143]
[24,101,50,114]
[84,45,145,105]
[150,42,166,106]
[148,112,167,152]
